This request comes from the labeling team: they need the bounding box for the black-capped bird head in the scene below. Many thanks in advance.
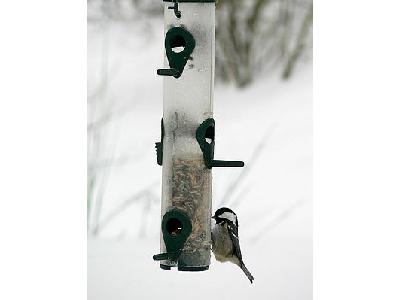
[212,207,238,227]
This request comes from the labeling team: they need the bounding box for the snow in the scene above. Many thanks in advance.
[88,235,311,300]
[88,18,312,300]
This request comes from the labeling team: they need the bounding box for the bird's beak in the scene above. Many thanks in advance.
[211,215,215,219]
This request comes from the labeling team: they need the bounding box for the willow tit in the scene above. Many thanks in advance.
[211,207,254,283]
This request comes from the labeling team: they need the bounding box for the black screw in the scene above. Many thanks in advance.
[168,0,181,19]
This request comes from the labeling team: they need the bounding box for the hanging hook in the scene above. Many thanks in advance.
[168,0,181,19]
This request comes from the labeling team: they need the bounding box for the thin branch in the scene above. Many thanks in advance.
[247,0,272,34]
[94,181,159,234]
[250,197,307,243]
[282,1,313,79]
[226,184,252,209]
[218,124,277,207]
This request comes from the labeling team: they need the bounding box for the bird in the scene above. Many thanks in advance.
[211,207,254,283]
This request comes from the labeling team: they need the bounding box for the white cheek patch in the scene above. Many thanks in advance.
[219,212,237,223]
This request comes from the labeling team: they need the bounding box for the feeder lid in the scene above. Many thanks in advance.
[163,0,216,3]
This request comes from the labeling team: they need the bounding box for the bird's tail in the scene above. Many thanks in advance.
[239,261,254,283]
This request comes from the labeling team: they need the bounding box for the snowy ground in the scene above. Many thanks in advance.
[88,19,312,300]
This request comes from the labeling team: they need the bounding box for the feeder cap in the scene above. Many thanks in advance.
[163,0,216,3]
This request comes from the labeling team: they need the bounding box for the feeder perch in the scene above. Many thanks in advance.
[153,0,244,272]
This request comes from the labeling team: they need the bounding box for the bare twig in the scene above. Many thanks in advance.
[94,182,159,234]
[250,197,307,243]
[87,10,111,232]
[227,184,252,209]
[282,1,313,79]
[138,191,159,238]
[218,124,277,207]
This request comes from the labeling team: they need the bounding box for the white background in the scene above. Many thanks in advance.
[1,1,400,300]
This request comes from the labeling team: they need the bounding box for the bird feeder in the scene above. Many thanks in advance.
[153,0,244,271]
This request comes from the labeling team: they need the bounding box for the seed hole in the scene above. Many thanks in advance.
[166,218,183,236]
[205,125,215,144]
[170,34,186,53]
[172,46,184,53]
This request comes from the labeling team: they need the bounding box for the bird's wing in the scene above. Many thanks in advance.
[227,221,255,283]
[227,221,242,261]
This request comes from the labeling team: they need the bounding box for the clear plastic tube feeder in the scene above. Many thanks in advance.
[153,0,244,272]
